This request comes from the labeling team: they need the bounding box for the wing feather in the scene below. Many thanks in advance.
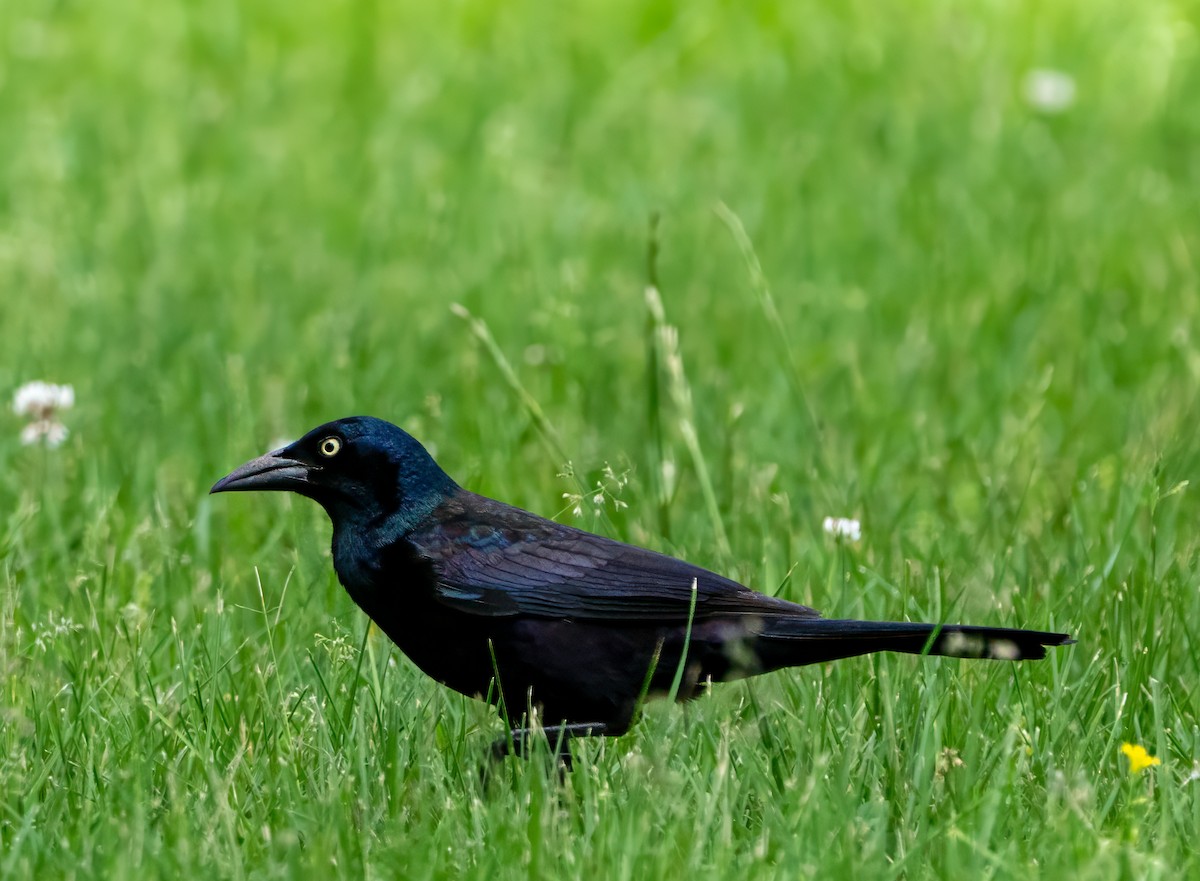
[407,492,819,623]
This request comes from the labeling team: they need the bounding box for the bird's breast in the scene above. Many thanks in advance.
[330,528,443,607]
[329,531,501,700]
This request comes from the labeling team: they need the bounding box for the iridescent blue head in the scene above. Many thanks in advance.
[211,416,458,534]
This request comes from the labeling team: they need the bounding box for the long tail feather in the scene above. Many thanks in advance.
[754,619,1074,668]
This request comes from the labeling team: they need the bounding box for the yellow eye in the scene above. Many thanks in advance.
[318,436,342,457]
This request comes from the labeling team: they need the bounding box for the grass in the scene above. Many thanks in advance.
[2,0,1199,877]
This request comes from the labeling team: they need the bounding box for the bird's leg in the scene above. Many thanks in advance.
[491,722,609,768]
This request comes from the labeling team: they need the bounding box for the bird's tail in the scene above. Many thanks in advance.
[753,618,1073,669]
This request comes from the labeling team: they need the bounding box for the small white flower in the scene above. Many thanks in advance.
[13,381,74,418]
[20,419,69,448]
[31,612,82,652]
[13,381,73,447]
[822,516,862,542]
[1022,69,1076,114]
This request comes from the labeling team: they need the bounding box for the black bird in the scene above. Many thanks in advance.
[212,416,1072,761]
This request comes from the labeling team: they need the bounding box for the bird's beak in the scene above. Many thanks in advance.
[210,450,315,494]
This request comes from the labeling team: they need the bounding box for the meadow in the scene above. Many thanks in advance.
[2,0,1199,877]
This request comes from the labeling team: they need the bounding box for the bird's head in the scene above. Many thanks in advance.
[211,416,457,534]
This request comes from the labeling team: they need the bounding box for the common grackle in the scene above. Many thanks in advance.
[212,416,1073,762]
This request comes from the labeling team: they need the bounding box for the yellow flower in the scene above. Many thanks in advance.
[1121,742,1161,773]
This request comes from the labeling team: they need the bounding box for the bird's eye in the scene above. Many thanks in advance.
[318,437,342,458]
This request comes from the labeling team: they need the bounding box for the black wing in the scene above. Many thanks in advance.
[407,491,819,623]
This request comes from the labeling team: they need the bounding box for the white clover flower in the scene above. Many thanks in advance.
[13,381,74,448]
[13,381,74,418]
[1022,69,1076,114]
[822,516,862,542]
[21,419,69,447]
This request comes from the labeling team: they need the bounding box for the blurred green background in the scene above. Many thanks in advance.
[2,0,1198,878]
